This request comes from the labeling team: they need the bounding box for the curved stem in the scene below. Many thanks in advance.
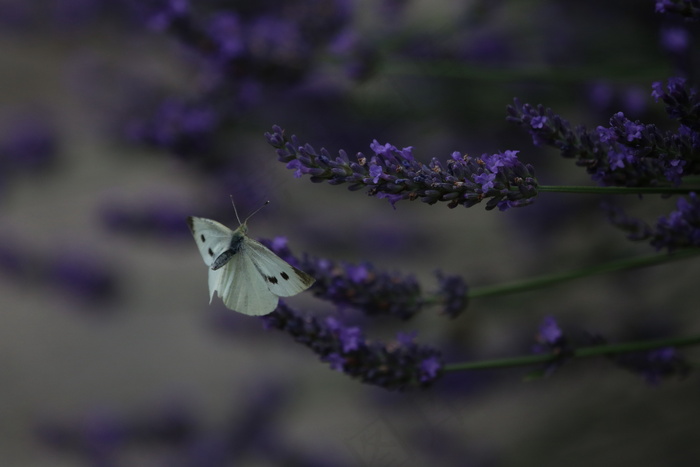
[538,185,697,195]
[469,249,700,299]
[443,334,700,372]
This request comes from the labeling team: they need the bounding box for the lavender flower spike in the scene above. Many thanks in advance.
[262,303,443,391]
[266,126,538,210]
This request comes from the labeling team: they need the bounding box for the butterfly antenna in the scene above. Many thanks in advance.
[244,200,271,224]
[229,195,243,225]
[231,196,270,225]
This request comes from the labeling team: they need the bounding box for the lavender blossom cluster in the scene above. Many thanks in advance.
[507,78,700,188]
[262,237,469,320]
[604,192,700,251]
[262,303,443,391]
[266,125,539,211]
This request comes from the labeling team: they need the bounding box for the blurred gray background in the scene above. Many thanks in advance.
[1,1,699,466]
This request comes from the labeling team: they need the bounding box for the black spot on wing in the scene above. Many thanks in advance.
[281,272,290,280]
[208,248,214,256]
[200,234,206,242]
[266,275,278,284]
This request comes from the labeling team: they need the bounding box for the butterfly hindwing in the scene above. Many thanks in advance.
[215,245,279,315]
[244,238,316,297]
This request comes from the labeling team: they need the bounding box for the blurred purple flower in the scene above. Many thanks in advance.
[532,316,572,376]
[604,194,700,252]
[651,192,700,251]
[0,114,57,173]
[206,12,245,62]
[50,251,118,303]
[660,26,690,54]
[610,346,690,385]
[588,81,615,110]
[125,98,218,159]
[538,316,563,344]
[0,236,118,304]
[434,271,469,318]
[651,77,700,130]
[128,0,189,31]
[100,199,192,239]
[508,92,700,187]
[38,384,346,466]
[655,0,700,19]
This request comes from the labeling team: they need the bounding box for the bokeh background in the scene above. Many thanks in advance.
[1,1,699,466]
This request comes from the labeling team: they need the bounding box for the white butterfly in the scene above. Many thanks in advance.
[187,201,315,316]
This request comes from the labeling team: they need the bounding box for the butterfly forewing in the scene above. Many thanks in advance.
[244,238,316,297]
[187,217,237,268]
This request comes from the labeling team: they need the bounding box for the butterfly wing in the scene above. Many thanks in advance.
[188,215,314,315]
[187,217,235,268]
[214,246,279,315]
[244,238,316,297]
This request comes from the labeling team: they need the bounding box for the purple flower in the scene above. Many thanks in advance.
[538,316,563,344]
[420,356,441,382]
[324,352,346,371]
[651,81,665,102]
[530,115,547,129]
[650,78,699,127]
[397,331,417,346]
[473,171,496,191]
[369,163,383,183]
[339,326,362,352]
[346,264,369,283]
[532,316,571,376]
[266,125,538,211]
[286,159,304,177]
[326,316,362,352]
[262,303,443,391]
[620,115,644,141]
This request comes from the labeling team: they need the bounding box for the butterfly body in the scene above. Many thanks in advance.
[187,216,315,316]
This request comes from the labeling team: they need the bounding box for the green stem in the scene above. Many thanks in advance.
[538,185,697,195]
[469,249,700,299]
[443,334,700,372]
